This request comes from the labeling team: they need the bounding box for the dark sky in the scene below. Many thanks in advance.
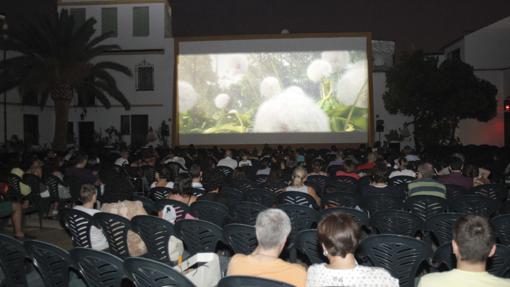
[1,0,509,53]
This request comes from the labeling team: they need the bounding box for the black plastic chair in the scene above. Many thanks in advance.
[405,195,447,221]
[277,204,319,241]
[244,188,276,207]
[190,200,230,226]
[93,212,131,258]
[231,201,265,225]
[389,176,415,186]
[218,275,293,287]
[471,184,507,201]
[333,176,359,185]
[492,214,510,246]
[424,213,465,246]
[276,191,319,209]
[254,174,268,185]
[149,187,173,201]
[500,200,510,214]
[321,191,359,209]
[223,223,257,255]
[371,210,423,237]
[445,184,468,204]
[24,240,70,287]
[450,195,500,217]
[326,165,343,177]
[174,219,223,255]
[320,207,369,227]
[131,215,175,263]
[0,234,29,287]
[305,175,328,195]
[216,166,235,178]
[263,181,288,194]
[9,173,43,228]
[124,257,196,287]
[70,248,124,287]
[61,207,93,248]
[431,242,455,271]
[156,199,190,222]
[363,193,404,216]
[192,188,205,197]
[295,229,327,264]
[358,234,430,287]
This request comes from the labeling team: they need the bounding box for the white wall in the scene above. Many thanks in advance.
[464,18,510,69]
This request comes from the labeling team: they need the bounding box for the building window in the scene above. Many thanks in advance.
[133,7,149,37]
[135,60,154,91]
[70,8,86,28]
[101,7,118,37]
[121,115,130,135]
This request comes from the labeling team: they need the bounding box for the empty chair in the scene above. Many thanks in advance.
[321,191,359,209]
[124,257,195,287]
[445,184,468,203]
[450,195,499,217]
[389,175,415,186]
[371,210,423,237]
[156,199,190,222]
[358,234,430,287]
[218,276,293,287]
[190,200,229,226]
[0,234,29,287]
[149,187,173,201]
[405,195,447,221]
[24,240,70,287]
[320,207,369,227]
[223,224,257,255]
[294,229,327,264]
[231,201,265,225]
[363,193,403,216]
[492,214,510,246]
[471,184,507,201]
[93,212,131,258]
[175,219,223,255]
[425,213,465,246]
[278,204,318,242]
[276,191,319,209]
[70,248,124,287]
[61,207,93,248]
[131,215,175,262]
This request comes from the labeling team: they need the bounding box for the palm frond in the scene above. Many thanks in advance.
[95,80,130,110]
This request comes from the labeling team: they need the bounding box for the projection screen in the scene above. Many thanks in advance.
[175,34,373,145]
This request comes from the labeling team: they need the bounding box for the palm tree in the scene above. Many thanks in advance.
[0,10,131,150]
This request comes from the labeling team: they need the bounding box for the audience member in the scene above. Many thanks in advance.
[8,167,33,239]
[256,158,271,176]
[408,162,446,198]
[327,150,344,168]
[389,157,416,178]
[418,215,510,287]
[356,152,377,171]
[284,166,321,206]
[307,212,399,287]
[439,156,473,190]
[308,159,328,177]
[361,164,405,200]
[217,149,238,170]
[336,159,361,180]
[190,164,204,190]
[238,151,253,167]
[151,166,175,189]
[65,154,98,185]
[463,164,491,187]
[166,176,197,206]
[73,184,108,250]
[227,208,307,287]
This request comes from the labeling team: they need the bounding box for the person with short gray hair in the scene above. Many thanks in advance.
[227,208,307,287]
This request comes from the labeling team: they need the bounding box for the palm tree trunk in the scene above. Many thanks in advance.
[52,86,73,151]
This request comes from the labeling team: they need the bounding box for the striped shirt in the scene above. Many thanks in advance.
[408,178,446,199]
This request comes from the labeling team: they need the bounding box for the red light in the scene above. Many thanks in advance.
[506,104,510,112]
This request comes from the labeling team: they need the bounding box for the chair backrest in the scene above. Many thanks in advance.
[93,212,131,258]
[175,219,223,255]
[321,191,359,209]
[223,223,258,255]
[445,184,468,203]
[425,213,465,246]
[156,199,190,222]
[218,276,294,287]
[326,165,343,177]
[254,174,268,185]
[231,201,266,225]
[492,214,510,246]
[149,187,173,201]
[333,176,359,185]
[131,215,175,263]
[358,234,430,287]
[124,257,196,287]
[450,195,500,217]
[7,174,22,197]
[0,234,28,287]
[277,204,318,241]
[294,229,327,265]
[431,242,455,271]
[363,193,404,216]
[190,200,230,226]
[61,207,93,248]
[471,184,507,201]
[70,248,124,287]
[216,166,234,178]
[405,195,447,221]
[44,174,62,199]
[24,240,70,287]
[319,207,369,227]
[276,191,318,209]
[244,188,276,207]
[371,210,424,237]
[305,175,328,194]
[389,176,415,186]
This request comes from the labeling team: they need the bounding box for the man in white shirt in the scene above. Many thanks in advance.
[73,184,109,251]
[190,164,204,190]
[217,150,238,170]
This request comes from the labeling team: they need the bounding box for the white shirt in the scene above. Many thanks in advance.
[389,169,416,178]
[256,167,271,175]
[238,160,252,167]
[306,264,399,287]
[150,182,174,189]
[73,206,109,251]
[192,182,204,190]
[217,156,238,170]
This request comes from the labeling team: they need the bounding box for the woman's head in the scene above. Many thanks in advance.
[291,166,307,186]
[370,164,388,184]
[318,212,361,258]
[397,157,408,170]
[172,176,193,197]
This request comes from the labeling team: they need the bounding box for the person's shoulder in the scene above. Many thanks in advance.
[418,271,452,286]
[357,266,399,284]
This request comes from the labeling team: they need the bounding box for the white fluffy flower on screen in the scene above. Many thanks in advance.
[306,59,332,82]
[178,80,198,112]
[336,60,369,108]
[321,51,351,71]
[253,86,331,132]
[259,77,281,98]
[212,54,250,89]
[214,93,230,109]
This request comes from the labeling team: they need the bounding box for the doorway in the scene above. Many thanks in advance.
[23,114,39,146]
[131,115,148,148]
[78,121,95,149]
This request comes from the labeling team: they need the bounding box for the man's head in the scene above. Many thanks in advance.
[75,154,88,168]
[449,156,464,171]
[80,184,97,204]
[190,164,202,180]
[225,149,233,158]
[417,162,434,178]
[255,209,291,251]
[452,215,496,264]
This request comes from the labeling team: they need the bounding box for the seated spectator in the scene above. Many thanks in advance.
[463,164,491,187]
[151,166,175,189]
[439,156,473,190]
[65,154,98,185]
[361,164,405,200]
[73,184,109,251]
[217,149,238,170]
[389,157,416,178]
[307,212,399,287]
[284,166,321,206]
[227,208,307,287]
[190,164,204,190]
[327,150,344,168]
[8,167,33,239]
[408,163,446,199]
[256,158,271,176]
[307,159,328,177]
[418,215,510,287]
[356,152,377,171]
[166,176,197,206]
[238,151,253,167]
[336,160,361,180]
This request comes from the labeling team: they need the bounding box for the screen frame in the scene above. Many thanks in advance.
[173,32,374,146]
